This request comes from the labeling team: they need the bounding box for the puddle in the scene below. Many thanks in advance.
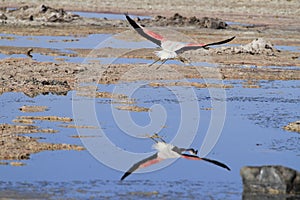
[234,64,299,70]
[275,45,300,53]
[0,33,111,49]
[73,11,151,20]
[0,33,112,63]
[97,57,155,64]
[226,21,255,27]
[0,33,157,63]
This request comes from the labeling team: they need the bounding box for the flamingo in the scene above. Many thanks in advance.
[120,134,230,180]
[125,14,235,69]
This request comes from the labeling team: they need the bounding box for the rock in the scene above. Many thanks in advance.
[3,4,80,23]
[241,38,278,55]
[213,38,279,55]
[140,13,228,29]
[241,165,300,198]
[0,13,7,20]
[283,120,300,133]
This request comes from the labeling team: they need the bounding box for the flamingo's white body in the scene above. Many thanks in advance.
[125,14,235,67]
[153,142,181,159]
[155,41,186,60]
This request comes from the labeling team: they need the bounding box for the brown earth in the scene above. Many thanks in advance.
[0,123,85,160]
[1,55,299,98]
[115,105,150,112]
[1,0,299,30]
[19,105,48,112]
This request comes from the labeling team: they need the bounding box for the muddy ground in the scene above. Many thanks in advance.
[0,123,85,164]
[0,2,299,164]
[2,0,299,30]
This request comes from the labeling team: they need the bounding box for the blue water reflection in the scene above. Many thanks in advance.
[0,80,299,186]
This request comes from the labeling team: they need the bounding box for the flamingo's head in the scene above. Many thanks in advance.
[188,149,198,155]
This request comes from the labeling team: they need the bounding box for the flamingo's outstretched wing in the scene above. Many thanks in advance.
[125,14,164,47]
[181,154,231,171]
[120,153,162,180]
[175,36,235,54]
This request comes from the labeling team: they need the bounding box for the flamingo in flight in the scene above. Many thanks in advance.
[120,134,230,180]
[125,14,235,69]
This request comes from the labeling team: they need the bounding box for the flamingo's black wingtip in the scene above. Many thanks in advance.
[124,13,133,22]
[120,172,131,181]
[221,163,231,171]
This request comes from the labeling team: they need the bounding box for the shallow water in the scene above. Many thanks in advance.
[73,11,151,20]
[0,180,241,199]
[0,32,157,63]
[0,33,110,48]
[0,79,299,198]
[0,13,300,199]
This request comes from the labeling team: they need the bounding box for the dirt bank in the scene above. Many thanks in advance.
[0,4,299,48]
[1,0,299,30]
[0,123,85,162]
[1,57,299,98]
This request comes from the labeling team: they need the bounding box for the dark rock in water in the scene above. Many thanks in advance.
[283,120,300,133]
[241,165,300,199]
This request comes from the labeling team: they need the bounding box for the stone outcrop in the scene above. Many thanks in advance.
[213,38,279,56]
[139,13,228,29]
[0,123,85,161]
[241,165,300,199]
[0,4,80,23]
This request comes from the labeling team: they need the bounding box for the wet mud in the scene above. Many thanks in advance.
[19,105,48,112]
[0,54,299,98]
[2,0,299,30]
[16,116,73,122]
[115,105,150,112]
[0,123,85,161]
